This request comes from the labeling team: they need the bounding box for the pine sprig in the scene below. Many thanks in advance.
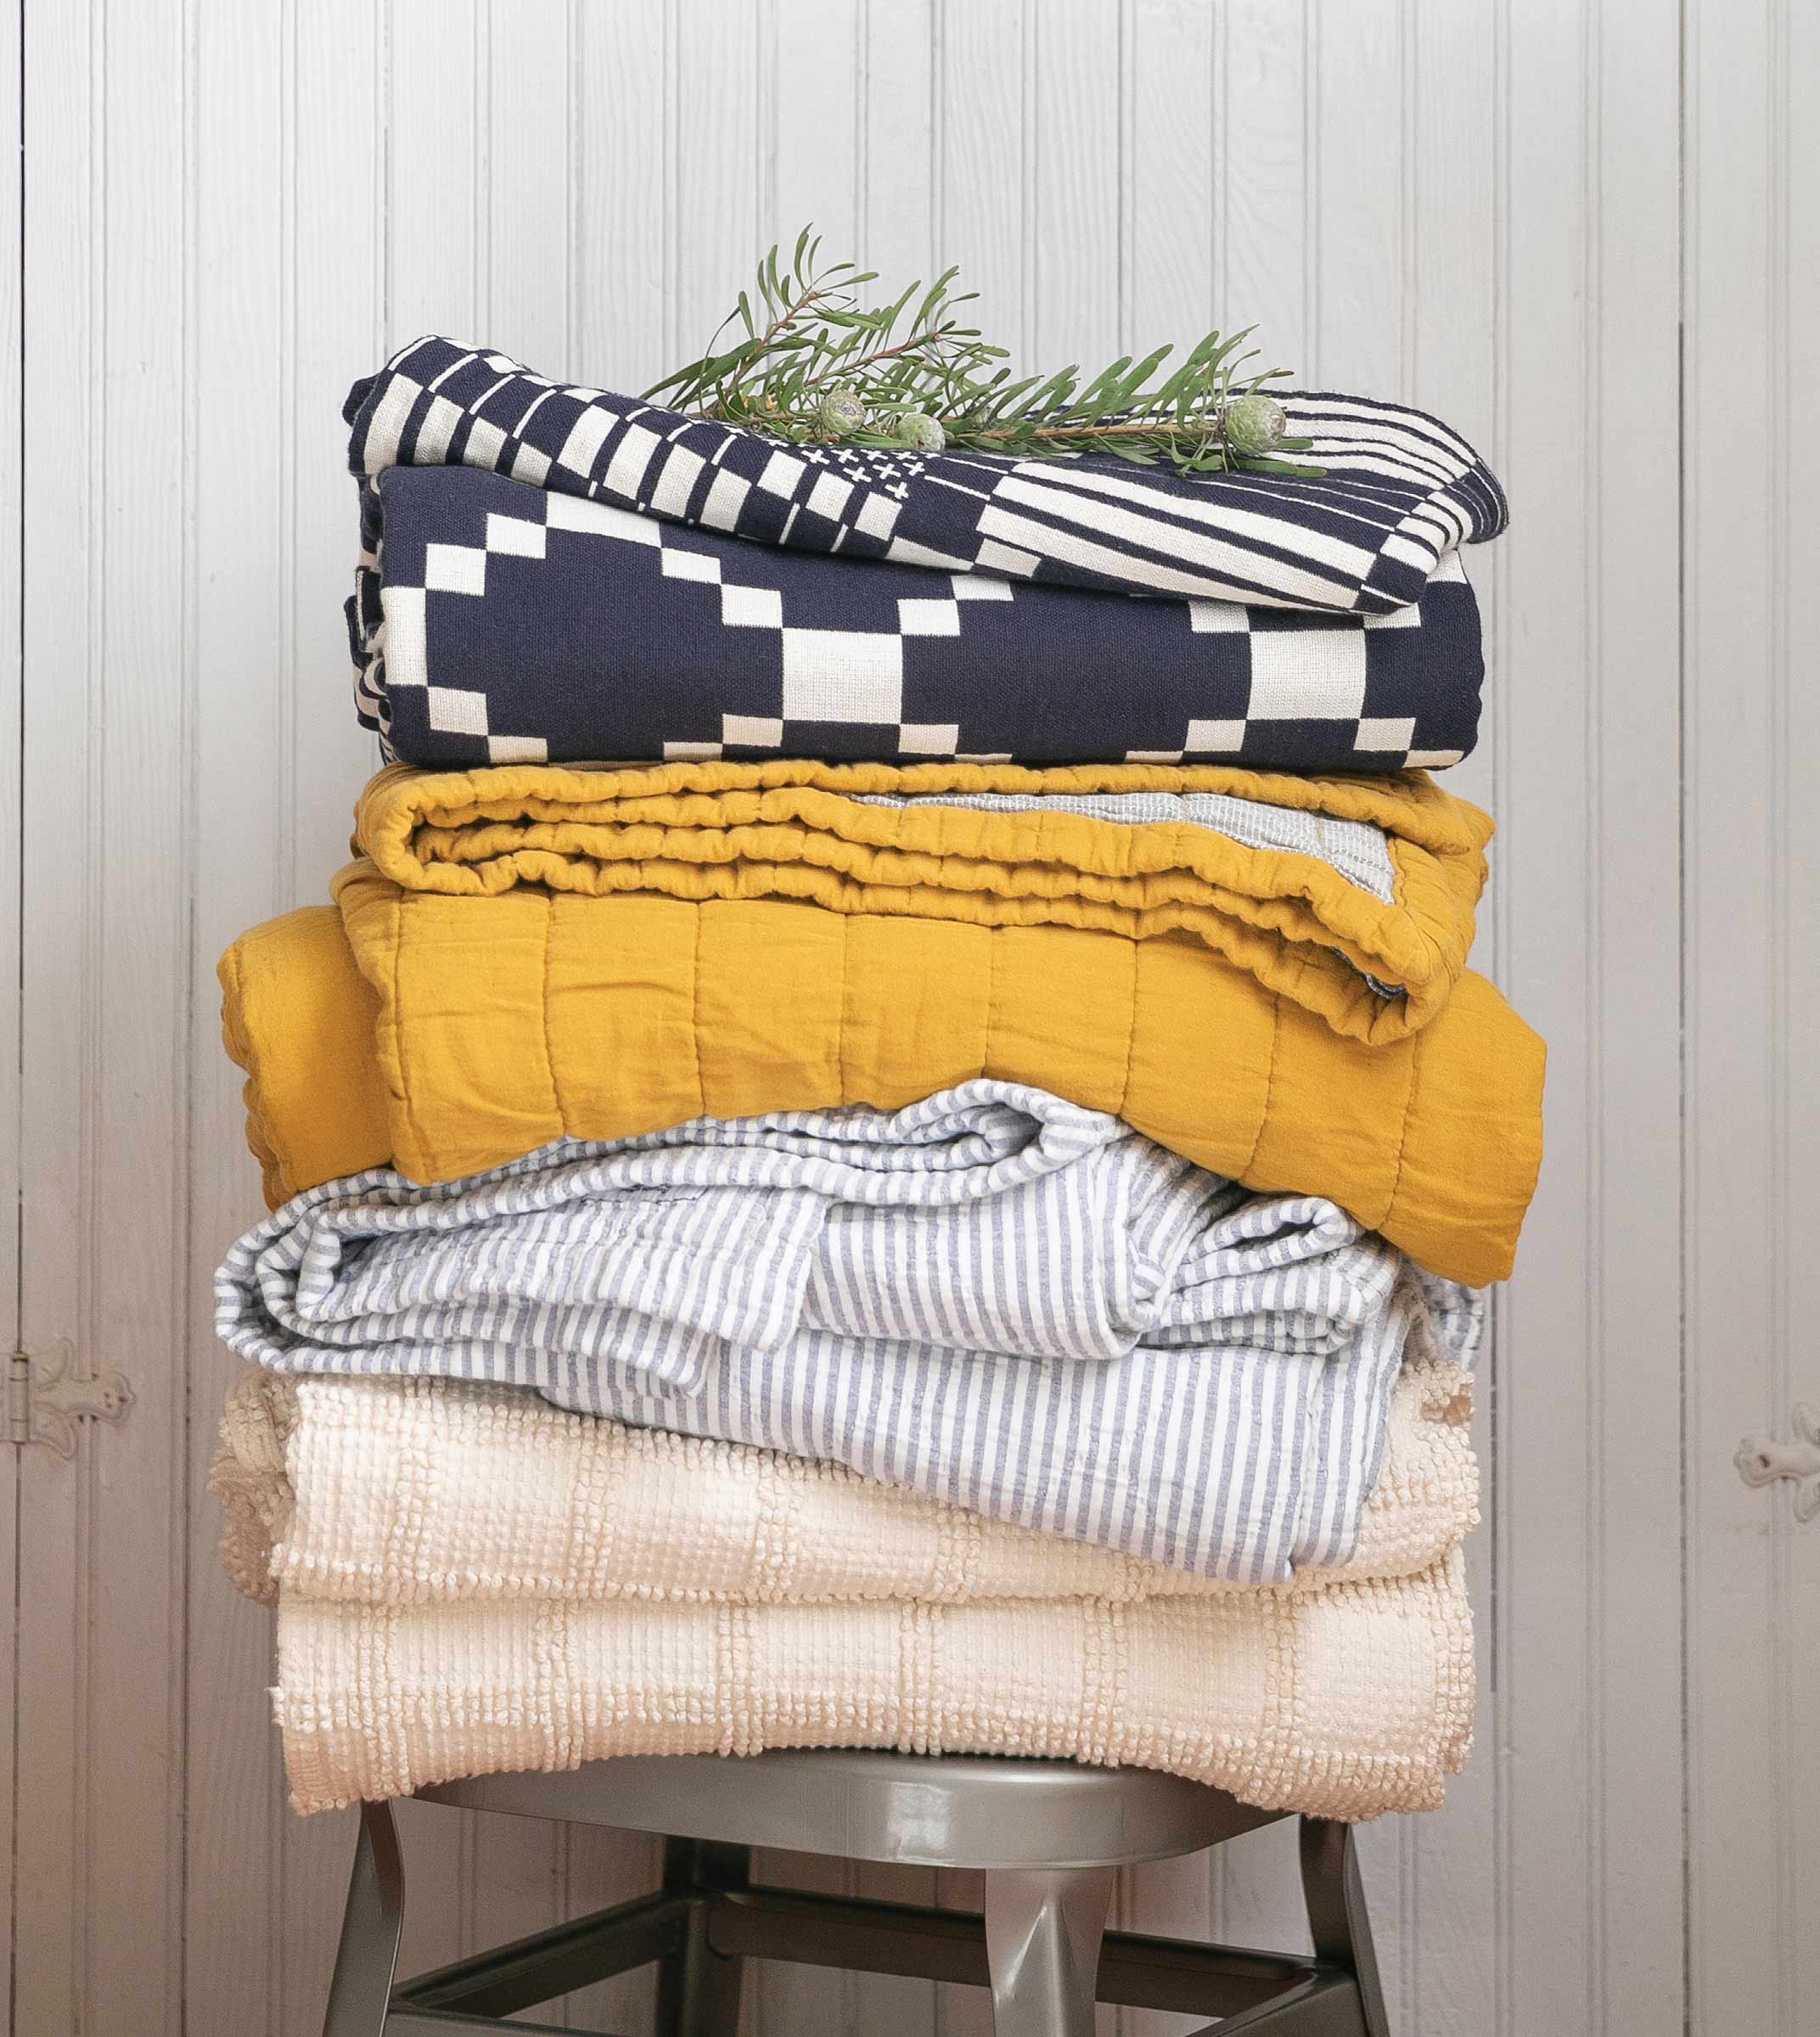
[645,227,1323,478]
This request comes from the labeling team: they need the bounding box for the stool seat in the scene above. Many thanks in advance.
[419,1748,1284,1871]
[324,1752,1390,2037]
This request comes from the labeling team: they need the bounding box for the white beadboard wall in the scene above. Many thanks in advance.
[1,3,1814,2034]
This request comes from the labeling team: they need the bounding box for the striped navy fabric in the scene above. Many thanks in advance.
[216,1084,1480,1584]
[346,336,1506,615]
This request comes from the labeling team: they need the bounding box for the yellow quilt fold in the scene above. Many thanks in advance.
[219,878,1543,1285]
[354,759,1492,1044]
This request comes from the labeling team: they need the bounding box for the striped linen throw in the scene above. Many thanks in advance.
[216,1081,1480,1585]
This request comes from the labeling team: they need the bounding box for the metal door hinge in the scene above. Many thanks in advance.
[8,1339,134,1459]
[1736,1403,1820,1524]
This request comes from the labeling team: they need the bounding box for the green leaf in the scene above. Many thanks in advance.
[661,227,1315,479]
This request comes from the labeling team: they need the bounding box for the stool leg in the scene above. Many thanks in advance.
[981,1865,1114,2037]
[1300,1818,1390,2037]
[321,1802,405,2037]
[654,1837,750,2037]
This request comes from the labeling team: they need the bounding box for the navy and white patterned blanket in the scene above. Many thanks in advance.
[348,336,1506,611]
[345,336,1499,772]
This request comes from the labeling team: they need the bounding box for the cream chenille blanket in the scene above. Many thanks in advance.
[215,1359,1478,1821]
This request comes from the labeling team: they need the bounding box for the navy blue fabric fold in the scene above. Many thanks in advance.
[351,463,1483,772]
[346,334,1508,616]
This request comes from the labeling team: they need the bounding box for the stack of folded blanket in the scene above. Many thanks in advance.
[211,337,1542,1821]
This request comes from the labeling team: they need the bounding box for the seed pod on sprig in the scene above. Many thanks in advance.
[644,227,1324,480]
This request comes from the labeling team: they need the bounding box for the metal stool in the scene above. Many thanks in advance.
[322,1749,1390,2037]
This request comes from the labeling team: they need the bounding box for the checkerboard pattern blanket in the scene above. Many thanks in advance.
[345,337,1498,771]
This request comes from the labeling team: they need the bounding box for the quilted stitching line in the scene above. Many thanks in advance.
[982,925,1001,1080]
[688,905,707,1116]
[387,892,435,1178]
[1244,989,1285,1178]
[538,895,566,1137]
[1118,940,1140,1119]
[837,913,851,1098]
[1382,1025,1425,1237]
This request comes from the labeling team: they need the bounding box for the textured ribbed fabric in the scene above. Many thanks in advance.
[211,1347,1476,1611]
[272,1553,1475,1819]
[216,1085,1479,1585]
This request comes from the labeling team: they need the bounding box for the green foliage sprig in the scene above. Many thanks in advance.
[644,228,1323,478]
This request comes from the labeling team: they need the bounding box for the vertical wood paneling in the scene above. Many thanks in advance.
[671,0,765,362]
[937,0,1029,360]
[1216,1,1309,366]
[573,0,670,390]
[1309,1,1404,391]
[1497,5,1685,2036]
[1685,0,1820,2030]
[18,0,192,2027]
[1031,0,1121,365]
[183,0,289,2026]
[9,9,1820,2034]
[1777,14,1820,2027]
[14,9,104,2012]
[0,0,22,2004]
[483,0,574,369]
[388,0,482,341]
[857,0,935,280]
[770,0,862,256]
[1126,0,1215,345]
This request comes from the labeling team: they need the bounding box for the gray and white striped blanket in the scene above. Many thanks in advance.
[216,1082,1480,1584]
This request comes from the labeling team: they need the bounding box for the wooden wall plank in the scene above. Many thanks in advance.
[1030,0,1121,365]
[1497,4,1686,2035]
[1776,9,1820,2027]
[1216,0,1309,368]
[16,0,193,2029]
[857,0,934,280]
[1684,0,1820,2029]
[0,0,22,2005]
[14,0,103,2011]
[770,0,862,257]
[388,0,483,342]
[573,0,670,390]
[1308,0,1404,392]
[482,0,574,370]
[1126,0,1215,345]
[671,0,765,369]
[936,0,1029,361]
[183,0,291,2028]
